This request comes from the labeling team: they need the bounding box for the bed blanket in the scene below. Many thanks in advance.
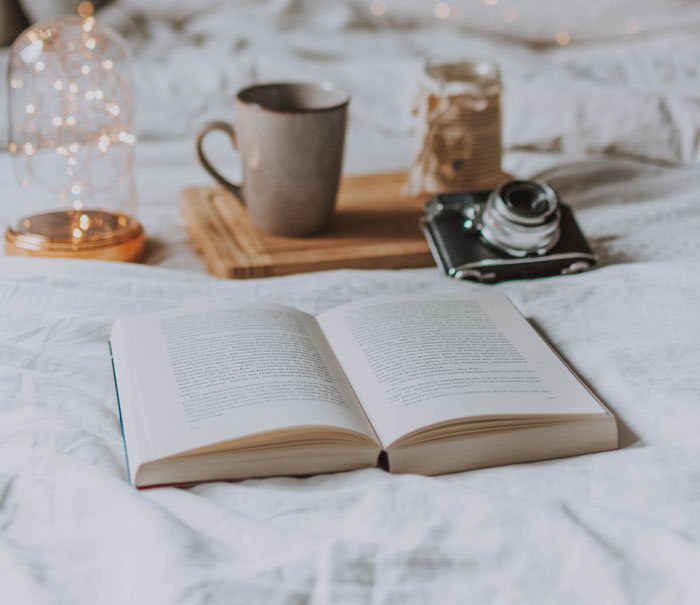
[2,245,700,603]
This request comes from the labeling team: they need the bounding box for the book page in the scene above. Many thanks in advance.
[317,292,606,447]
[111,302,378,462]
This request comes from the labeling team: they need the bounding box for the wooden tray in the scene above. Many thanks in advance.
[180,172,434,279]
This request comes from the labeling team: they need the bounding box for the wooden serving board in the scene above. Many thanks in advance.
[180,172,434,279]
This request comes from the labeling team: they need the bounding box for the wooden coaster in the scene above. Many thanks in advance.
[180,172,434,279]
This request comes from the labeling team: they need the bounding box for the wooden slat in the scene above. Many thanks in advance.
[180,171,434,279]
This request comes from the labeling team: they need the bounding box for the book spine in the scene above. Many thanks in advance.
[109,340,133,486]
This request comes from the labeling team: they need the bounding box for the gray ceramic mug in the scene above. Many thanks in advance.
[196,82,350,236]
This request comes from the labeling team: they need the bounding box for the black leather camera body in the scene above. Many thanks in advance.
[422,181,596,283]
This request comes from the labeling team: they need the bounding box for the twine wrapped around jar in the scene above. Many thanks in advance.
[405,59,505,196]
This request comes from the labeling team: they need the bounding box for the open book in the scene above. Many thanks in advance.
[110,292,617,488]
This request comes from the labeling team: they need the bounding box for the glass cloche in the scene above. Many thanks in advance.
[6,13,143,261]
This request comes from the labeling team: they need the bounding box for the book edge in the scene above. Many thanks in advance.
[385,414,618,475]
[109,340,134,486]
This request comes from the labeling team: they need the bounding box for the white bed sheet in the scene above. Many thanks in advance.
[2,2,700,603]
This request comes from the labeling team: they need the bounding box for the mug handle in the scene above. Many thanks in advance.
[195,120,244,203]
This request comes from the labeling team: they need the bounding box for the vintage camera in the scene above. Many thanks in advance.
[422,180,596,282]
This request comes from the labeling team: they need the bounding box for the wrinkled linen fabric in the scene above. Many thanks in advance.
[2,1,700,166]
[2,1,700,603]
[2,243,700,603]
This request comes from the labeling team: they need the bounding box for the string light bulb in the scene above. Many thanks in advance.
[555,31,571,46]
[434,3,451,19]
[369,1,386,17]
[78,2,94,18]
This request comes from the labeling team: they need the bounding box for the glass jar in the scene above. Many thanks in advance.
[405,59,505,196]
[6,14,143,261]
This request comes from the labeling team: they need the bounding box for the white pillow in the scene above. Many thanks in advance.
[111,0,700,43]
[456,0,700,43]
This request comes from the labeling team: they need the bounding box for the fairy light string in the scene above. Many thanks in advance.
[8,8,136,242]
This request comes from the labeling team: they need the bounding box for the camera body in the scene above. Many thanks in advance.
[422,181,596,283]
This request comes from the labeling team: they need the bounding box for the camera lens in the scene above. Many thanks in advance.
[479,180,561,257]
[504,184,549,216]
